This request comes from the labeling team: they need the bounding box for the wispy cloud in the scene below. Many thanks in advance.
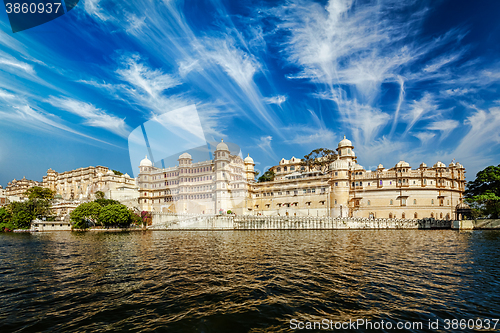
[46,96,130,137]
[264,95,287,106]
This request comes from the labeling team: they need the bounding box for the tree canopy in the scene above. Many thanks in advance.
[70,202,102,228]
[300,148,337,172]
[95,191,105,200]
[464,164,500,218]
[24,186,55,200]
[258,170,275,183]
[99,204,133,227]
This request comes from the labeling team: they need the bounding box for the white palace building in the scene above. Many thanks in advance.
[138,137,466,220]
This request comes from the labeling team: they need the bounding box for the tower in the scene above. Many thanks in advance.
[329,136,355,217]
[214,139,230,214]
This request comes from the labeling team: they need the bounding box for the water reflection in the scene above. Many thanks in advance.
[0,230,499,332]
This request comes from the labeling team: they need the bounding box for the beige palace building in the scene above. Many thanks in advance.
[139,137,466,220]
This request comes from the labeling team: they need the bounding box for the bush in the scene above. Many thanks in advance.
[99,204,132,227]
[70,202,102,228]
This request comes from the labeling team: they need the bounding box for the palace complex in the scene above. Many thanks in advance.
[138,137,466,220]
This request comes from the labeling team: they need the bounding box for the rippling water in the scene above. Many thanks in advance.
[1,230,499,332]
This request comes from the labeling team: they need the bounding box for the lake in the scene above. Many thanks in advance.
[1,230,499,332]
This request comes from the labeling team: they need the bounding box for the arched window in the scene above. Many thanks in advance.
[367,200,371,206]
[290,166,295,171]
[440,213,443,219]
[446,213,450,220]
[431,199,434,205]
[431,213,434,218]
[277,167,281,172]
[414,212,418,218]
[284,166,287,171]
[402,212,406,219]
[389,213,393,218]
[390,199,393,205]
[413,199,417,204]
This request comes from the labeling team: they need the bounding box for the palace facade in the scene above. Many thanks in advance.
[138,139,254,214]
[42,166,138,202]
[5,177,42,197]
[138,137,466,220]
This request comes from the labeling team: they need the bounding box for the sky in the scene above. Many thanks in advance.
[1,0,500,187]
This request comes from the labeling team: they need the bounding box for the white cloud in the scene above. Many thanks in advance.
[426,119,459,140]
[83,0,109,21]
[264,95,287,106]
[413,132,436,144]
[46,96,129,137]
[255,135,275,158]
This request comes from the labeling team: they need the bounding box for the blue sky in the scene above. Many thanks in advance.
[1,0,500,186]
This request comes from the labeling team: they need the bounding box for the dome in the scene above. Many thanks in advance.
[140,155,152,167]
[330,159,349,170]
[449,162,456,168]
[433,161,446,168]
[377,164,384,169]
[419,162,427,168]
[216,139,229,151]
[456,162,464,169]
[179,152,192,159]
[396,160,410,168]
[124,173,131,178]
[338,135,353,148]
[244,154,254,164]
[456,201,471,210]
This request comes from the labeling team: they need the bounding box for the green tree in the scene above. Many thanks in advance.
[0,207,14,232]
[258,170,275,183]
[70,202,102,229]
[112,170,123,176]
[465,164,500,218]
[95,191,105,200]
[94,198,120,207]
[300,148,338,172]
[99,204,132,227]
[254,170,260,180]
[24,186,55,200]
[11,210,32,229]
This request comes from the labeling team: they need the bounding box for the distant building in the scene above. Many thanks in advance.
[252,137,466,219]
[42,166,138,204]
[5,177,42,198]
[138,137,466,220]
[137,139,255,214]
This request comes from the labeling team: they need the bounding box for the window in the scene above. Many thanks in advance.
[440,213,443,219]
[413,199,417,205]
[402,212,406,219]
[277,167,281,172]
[335,182,338,186]
[290,166,295,171]
[402,198,406,206]
[284,166,287,171]
[379,180,382,186]
[390,199,393,205]
[334,199,337,204]
[389,213,393,218]
[335,172,338,176]
[431,213,434,218]
[431,199,434,205]
[414,212,418,218]
[367,200,371,206]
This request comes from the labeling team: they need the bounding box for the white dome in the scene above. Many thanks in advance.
[124,173,131,178]
[419,162,427,168]
[449,162,456,168]
[396,160,410,168]
[456,162,464,169]
[330,159,349,170]
[244,154,254,164]
[377,164,384,169]
[433,161,446,168]
[338,136,353,148]
[179,152,192,159]
[140,155,152,167]
[216,139,229,151]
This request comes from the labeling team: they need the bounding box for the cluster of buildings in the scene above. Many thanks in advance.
[138,137,468,220]
[2,136,469,221]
